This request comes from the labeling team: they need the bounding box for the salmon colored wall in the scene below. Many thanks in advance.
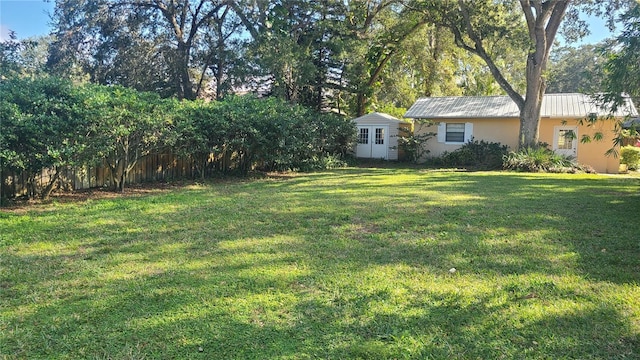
[414,118,519,158]
[538,118,620,173]
[472,119,520,149]
[415,117,621,173]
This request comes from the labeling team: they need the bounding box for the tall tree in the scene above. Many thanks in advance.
[193,5,246,100]
[48,0,237,100]
[547,42,609,94]
[0,35,51,79]
[414,0,631,148]
[342,0,432,116]
[373,23,527,112]
[371,24,462,110]
[231,0,443,114]
[233,0,349,111]
[601,3,640,109]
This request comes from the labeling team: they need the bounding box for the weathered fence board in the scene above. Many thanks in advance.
[1,152,204,199]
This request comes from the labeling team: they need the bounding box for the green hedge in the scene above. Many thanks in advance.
[1,77,356,198]
[620,146,640,170]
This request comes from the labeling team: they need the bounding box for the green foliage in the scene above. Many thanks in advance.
[0,35,50,79]
[345,7,434,115]
[620,145,640,170]
[502,145,585,173]
[177,95,356,174]
[170,99,227,177]
[1,77,356,198]
[49,0,247,99]
[441,139,509,170]
[0,76,88,199]
[398,120,436,163]
[601,4,640,108]
[79,84,172,191]
[374,104,408,120]
[44,0,538,116]
[547,43,608,93]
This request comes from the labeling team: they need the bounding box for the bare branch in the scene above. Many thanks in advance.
[519,0,536,42]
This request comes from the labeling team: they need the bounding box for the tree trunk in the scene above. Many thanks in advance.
[118,171,126,192]
[178,43,195,100]
[26,174,37,200]
[216,52,224,100]
[448,0,569,150]
[107,155,124,192]
[181,66,195,100]
[519,52,546,148]
[41,169,61,200]
[517,0,569,148]
[356,92,367,117]
[519,98,543,148]
[109,163,121,192]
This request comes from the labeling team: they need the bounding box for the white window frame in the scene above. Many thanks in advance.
[437,122,473,144]
[553,125,578,157]
[358,128,369,144]
[375,127,385,145]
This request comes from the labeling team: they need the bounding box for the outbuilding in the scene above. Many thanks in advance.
[352,112,408,160]
[404,93,639,173]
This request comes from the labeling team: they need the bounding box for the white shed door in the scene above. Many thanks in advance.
[553,126,578,157]
[356,125,388,159]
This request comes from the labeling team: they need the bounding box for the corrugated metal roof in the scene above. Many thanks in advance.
[352,112,404,123]
[404,93,639,119]
[623,117,640,128]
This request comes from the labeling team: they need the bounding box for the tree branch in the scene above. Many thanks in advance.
[544,1,569,58]
[457,0,524,107]
[228,1,261,40]
[520,0,536,42]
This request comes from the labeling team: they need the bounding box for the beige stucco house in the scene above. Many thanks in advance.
[404,93,639,173]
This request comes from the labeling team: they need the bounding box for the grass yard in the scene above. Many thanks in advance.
[1,168,640,359]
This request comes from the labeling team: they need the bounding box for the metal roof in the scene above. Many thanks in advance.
[404,93,639,119]
[623,117,640,128]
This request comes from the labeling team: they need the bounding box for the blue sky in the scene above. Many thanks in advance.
[0,0,54,41]
[0,0,620,44]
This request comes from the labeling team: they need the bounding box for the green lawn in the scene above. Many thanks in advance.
[1,168,639,359]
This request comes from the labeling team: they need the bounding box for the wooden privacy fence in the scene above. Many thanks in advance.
[1,152,209,199]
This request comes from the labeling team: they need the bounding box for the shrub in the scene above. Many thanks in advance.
[620,145,640,170]
[396,131,435,164]
[297,154,351,171]
[1,81,358,200]
[0,77,89,199]
[441,139,509,169]
[174,95,356,174]
[503,145,577,172]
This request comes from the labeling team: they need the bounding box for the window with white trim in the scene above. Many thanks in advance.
[437,122,473,144]
[557,129,575,150]
[358,128,369,144]
[445,123,465,142]
[375,128,384,144]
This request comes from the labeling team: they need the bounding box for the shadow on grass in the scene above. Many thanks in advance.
[2,168,639,358]
[263,168,640,284]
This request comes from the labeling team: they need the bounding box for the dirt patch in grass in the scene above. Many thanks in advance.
[0,172,301,213]
[0,186,172,213]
